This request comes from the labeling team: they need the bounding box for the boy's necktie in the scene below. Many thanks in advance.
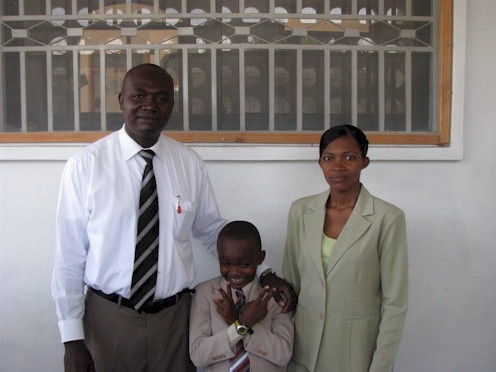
[230,289,250,372]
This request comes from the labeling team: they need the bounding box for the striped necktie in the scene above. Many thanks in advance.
[130,150,159,312]
[230,289,250,372]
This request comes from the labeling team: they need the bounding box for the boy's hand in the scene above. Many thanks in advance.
[214,284,238,325]
[239,286,276,328]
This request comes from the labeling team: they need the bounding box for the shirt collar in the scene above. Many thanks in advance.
[230,279,256,301]
[119,125,164,161]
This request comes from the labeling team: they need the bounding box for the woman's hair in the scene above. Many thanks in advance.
[319,124,369,158]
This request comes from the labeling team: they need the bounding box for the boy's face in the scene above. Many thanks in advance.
[217,237,265,289]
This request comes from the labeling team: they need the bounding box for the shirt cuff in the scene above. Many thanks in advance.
[227,323,244,348]
[58,319,85,343]
[256,263,270,277]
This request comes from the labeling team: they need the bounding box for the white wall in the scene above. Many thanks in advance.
[1,2,496,371]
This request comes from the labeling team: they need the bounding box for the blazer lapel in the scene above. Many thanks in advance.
[302,191,329,281]
[326,186,374,274]
[248,280,262,302]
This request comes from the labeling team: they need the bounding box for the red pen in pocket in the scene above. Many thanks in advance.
[176,196,182,214]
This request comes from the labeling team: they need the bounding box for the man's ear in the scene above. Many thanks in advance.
[118,92,123,110]
[362,157,370,169]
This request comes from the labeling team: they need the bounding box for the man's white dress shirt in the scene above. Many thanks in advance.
[52,126,227,342]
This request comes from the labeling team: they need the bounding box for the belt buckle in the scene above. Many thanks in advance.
[143,302,158,314]
[172,293,179,305]
[144,294,178,314]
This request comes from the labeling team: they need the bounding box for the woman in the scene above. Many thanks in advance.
[283,125,408,372]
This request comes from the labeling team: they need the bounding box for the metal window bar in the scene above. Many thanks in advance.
[73,50,80,131]
[239,48,245,132]
[47,51,54,132]
[20,52,27,132]
[0,50,3,132]
[268,47,274,132]
[100,49,106,131]
[351,50,357,127]
[182,48,189,131]
[324,50,330,127]
[211,46,217,131]
[405,50,412,132]
[378,50,385,132]
[432,0,440,132]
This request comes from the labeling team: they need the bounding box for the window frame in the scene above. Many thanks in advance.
[0,0,453,147]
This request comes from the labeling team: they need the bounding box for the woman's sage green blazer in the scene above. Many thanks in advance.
[283,186,408,372]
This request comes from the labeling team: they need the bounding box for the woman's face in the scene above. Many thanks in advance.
[319,135,369,193]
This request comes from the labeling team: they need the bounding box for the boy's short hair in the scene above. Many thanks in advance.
[218,221,262,251]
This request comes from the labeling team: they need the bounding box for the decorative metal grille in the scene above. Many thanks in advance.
[1,0,437,135]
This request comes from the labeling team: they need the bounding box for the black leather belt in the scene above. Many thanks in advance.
[90,287,194,314]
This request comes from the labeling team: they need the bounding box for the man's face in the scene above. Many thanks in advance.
[119,65,174,147]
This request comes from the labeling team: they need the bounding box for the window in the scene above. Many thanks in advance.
[0,0,452,145]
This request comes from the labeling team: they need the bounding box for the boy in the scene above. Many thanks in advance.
[189,221,294,371]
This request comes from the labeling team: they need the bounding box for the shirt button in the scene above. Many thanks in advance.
[320,313,325,320]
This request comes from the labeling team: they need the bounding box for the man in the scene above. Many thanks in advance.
[52,63,295,372]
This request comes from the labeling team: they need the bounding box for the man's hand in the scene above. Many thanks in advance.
[64,340,90,372]
[260,273,297,313]
[239,286,275,328]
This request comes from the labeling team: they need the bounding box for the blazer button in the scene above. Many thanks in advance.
[320,313,325,320]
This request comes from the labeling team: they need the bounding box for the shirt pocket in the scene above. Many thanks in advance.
[173,199,196,242]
